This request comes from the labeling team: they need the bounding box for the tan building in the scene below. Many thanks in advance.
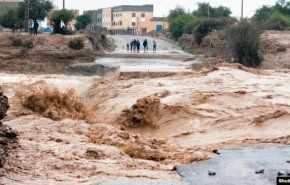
[140,17,168,34]
[85,4,168,35]
[111,5,153,35]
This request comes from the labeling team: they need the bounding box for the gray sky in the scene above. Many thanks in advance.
[52,0,277,18]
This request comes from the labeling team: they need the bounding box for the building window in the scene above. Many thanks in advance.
[120,21,122,26]
[141,13,145,17]
[132,13,136,17]
[132,22,136,26]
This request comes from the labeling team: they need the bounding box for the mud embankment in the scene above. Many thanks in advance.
[0,34,100,74]
[0,87,17,174]
[177,31,290,69]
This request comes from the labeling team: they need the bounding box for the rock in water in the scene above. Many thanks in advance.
[255,169,264,174]
[278,171,285,176]
[212,149,220,155]
[0,89,9,120]
[208,171,216,176]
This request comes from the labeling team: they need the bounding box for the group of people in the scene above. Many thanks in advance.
[28,20,39,36]
[127,39,157,53]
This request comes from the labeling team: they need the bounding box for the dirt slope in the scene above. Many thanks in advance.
[0,34,95,74]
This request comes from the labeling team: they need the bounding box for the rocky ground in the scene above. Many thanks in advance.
[0,63,290,184]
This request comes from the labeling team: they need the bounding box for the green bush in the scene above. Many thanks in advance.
[68,38,84,50]
[11,37,23,47]
[194,18,234,45]
[264,13,290,30]
[184,18,201,34]
[226,20,262,68]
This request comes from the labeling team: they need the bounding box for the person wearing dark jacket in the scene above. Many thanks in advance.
[136,39,141,53]
[33,21,39,36]
[143,39,148,52]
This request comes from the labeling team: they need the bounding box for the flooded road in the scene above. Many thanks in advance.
[94,35,196,73]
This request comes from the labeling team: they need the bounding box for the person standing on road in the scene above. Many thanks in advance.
[126,43,130,51]
[133,39,137,52]
[153,39,157,53]
[33,21,39,36]
[136,39,141,53]
[143,39,148,53]
[130,40,133,52]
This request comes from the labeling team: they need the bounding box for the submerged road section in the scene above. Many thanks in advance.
[176,146,290,185]
[94,35,196,73]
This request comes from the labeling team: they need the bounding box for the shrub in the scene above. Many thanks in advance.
[264,13,290,30]
[184,18,201,34]
[23,40,34,49]
[11,37,23,47]
[194,17,235,45]
[226,20,262,67]
[68,38,84,50]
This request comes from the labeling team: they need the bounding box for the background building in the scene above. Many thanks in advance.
[0,0,20,15]
[85,4,168,35]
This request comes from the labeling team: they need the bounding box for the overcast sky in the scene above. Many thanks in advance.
[52,0,278,18]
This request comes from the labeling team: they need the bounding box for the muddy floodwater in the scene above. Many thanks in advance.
[1,35,290,185]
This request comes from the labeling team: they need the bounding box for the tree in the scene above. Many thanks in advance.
[167,6,187,23]
[50,10,75,34]
[18,0,53,23]
[253,0,290,21]
[0,8,23,32]
[75,14,92,30]
[213,6,232,17]
[193,3,232,18]
[253,5,275,21]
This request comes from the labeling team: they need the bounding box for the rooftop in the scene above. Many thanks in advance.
[112,4,153,12]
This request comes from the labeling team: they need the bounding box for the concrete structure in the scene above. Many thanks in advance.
[140,17,168,34]
[85,4,168,35]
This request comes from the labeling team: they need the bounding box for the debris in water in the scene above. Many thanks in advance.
[255,169,264,174]
[208,171,216,176]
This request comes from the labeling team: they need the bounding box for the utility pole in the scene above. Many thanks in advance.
[24,0,30,33]
[241,0,244,20]
[63,0,65,10]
